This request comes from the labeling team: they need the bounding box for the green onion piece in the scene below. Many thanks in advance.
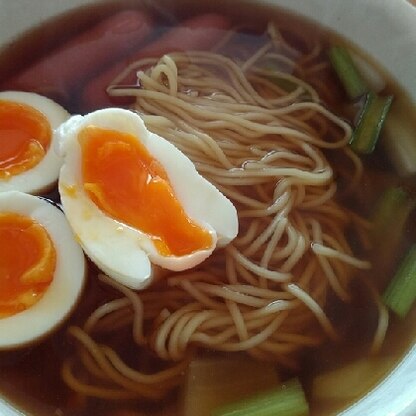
[383,245,416,318]
[371,187,412,241]
[212,378,309,416]
[328,45,368,99]
[382,102,416,177]
[350,92,393,154]
[370,187,415,286]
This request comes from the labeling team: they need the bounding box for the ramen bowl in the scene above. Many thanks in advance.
[0,0,415,415]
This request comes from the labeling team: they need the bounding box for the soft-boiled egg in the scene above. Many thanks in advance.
[0,191,86,350]
[56,108,238,290]
[0,91,70,194]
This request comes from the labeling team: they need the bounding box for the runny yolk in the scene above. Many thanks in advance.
[0,213,56,318]
[80,126,213,257]
[0,100,51,179]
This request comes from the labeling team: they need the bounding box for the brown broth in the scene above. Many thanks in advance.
[0,1,416,416]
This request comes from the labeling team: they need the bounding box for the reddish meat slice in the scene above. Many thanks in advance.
[80,13,230,112]
[2,10,154,106]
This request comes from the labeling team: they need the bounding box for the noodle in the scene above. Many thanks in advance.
[63,22,377,401]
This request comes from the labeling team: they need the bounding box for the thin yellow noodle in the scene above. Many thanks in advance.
[174,280,227,310]
[167,312,198,359]
[97,274,146,345]
[62,359,139,400]
[192,282,271,307]
[244,215,287,256]
[68,328,168,399]
[227,300,249,341]
[84,298,131,333]
[193,312,288,351]
[362,279,390,354]
[285,284,338,340]
[234,261,263,286]
[79,348,109,381]
[259,218,290,266]
[154,303,202,360]
[311,243,372,269]
[228,245,291,281]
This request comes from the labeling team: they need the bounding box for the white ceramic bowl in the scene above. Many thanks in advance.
[0,0,415,415]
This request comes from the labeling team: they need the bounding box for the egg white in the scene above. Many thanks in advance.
[56,108,238,290]
[0,191,86,350]
[0,91,70,194]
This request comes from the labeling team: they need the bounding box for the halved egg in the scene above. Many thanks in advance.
[0,191,86,350]
[0,91,70,194]
[56,108,238,289]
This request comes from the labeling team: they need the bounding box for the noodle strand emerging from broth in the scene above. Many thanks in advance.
[64,22,375,400]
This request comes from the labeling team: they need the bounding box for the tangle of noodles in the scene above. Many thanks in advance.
[62,22,386,400]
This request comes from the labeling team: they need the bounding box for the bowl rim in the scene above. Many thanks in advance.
[0,0,415,415]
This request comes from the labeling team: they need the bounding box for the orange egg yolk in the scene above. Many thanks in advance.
[0,213,56,318]
[80,126,212,257]
[0,100,51,179]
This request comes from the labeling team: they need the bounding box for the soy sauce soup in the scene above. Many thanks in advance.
[0,1,415,416]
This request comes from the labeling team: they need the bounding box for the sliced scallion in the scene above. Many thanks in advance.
[371,187,412,242]
[328,45,368,100]
[383,245,416,318]
[212,378,309,416]
[350,92,393,154]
